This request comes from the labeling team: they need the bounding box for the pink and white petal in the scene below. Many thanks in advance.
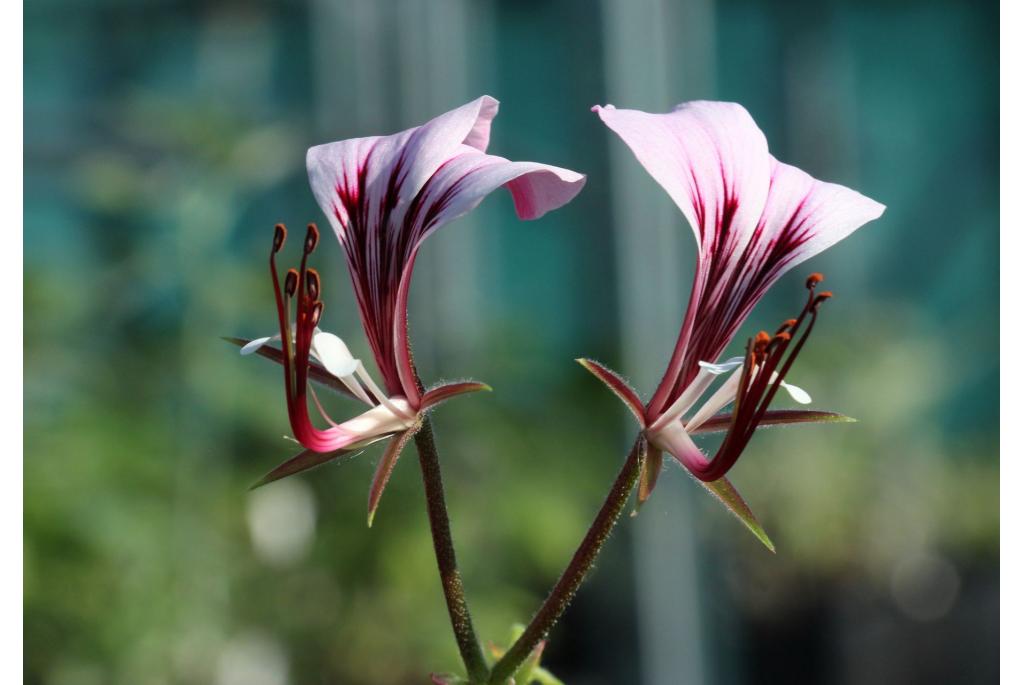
[592,101,771,257]
[306,134,386,239]
[397,96,502,204]
[412,148,585,242]
[306,96,501,242]
[750,158,885,281]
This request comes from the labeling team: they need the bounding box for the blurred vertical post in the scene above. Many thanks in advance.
[394,0,484,371]
[598,0,716,683]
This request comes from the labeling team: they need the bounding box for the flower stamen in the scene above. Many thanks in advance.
[678,273,831,482]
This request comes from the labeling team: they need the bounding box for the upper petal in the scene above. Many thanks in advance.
[593,101,771,259]
[409,145,586,245]
[597,100,885,412]
[306,96,502,243]
[750,157,886,280]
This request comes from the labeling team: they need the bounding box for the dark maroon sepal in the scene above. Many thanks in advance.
[689,409,855,435]
[576,358,646,427]
[250,444,366,490]
[420,381,493,411]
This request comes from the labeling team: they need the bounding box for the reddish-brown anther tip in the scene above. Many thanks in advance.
[776,318,798,334]
[806,272,824,289]
[310,301,324,326]
[773,331,791,344]
[284,268,300,297]
[814,291,833,306]
[304,223,320,254]
[754,331,771,348]
[306,268,321,300]
[272,223,287,253]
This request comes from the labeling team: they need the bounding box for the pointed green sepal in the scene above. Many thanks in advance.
[696,475,775,552]
[487,624,563,685]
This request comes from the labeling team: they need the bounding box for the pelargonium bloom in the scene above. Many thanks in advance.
[581,101,884,547]
[237,96,585,521]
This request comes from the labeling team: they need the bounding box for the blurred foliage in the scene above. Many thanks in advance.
[25,0,996,684]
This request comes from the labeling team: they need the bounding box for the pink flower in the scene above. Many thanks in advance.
[582,101,884,546]
[239,96,585,519]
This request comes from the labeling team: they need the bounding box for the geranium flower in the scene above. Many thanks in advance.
[235,96,585,522]
[581,101,884,548]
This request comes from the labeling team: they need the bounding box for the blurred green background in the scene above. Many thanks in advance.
[24,0,997,683]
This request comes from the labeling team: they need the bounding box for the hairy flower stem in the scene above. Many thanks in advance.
[489,436,645,683]
[414,417,490,683]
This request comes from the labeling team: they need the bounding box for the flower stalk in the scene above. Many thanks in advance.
[488,437,645,684]
[414,417,490,683]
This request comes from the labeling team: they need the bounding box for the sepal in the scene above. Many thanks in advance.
[420,380,493,411]
[697,476,775,553]
[250,445,363,490]
[487,624,564,685]
[690,409,855,435]
[367,423,421,527]
[635,442,662,512]
[576,358,646,426]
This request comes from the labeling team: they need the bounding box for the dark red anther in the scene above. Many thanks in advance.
[306,268,321,300]
[813,291,833,307]
[304,223,320,254]
[284,268,300,297]
[773,331,792,344]
[806,272,824,289]
[273,224,287,253]
[310,301,324,327]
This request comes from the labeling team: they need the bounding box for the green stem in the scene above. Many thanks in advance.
[414,417,490,683]
[489,436,645,683]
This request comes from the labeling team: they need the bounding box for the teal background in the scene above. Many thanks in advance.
[25,0,997,683]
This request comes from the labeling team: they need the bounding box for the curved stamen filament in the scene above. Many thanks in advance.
[268,223,414,453]
[677,274,830,482]
[309,384,341,428]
